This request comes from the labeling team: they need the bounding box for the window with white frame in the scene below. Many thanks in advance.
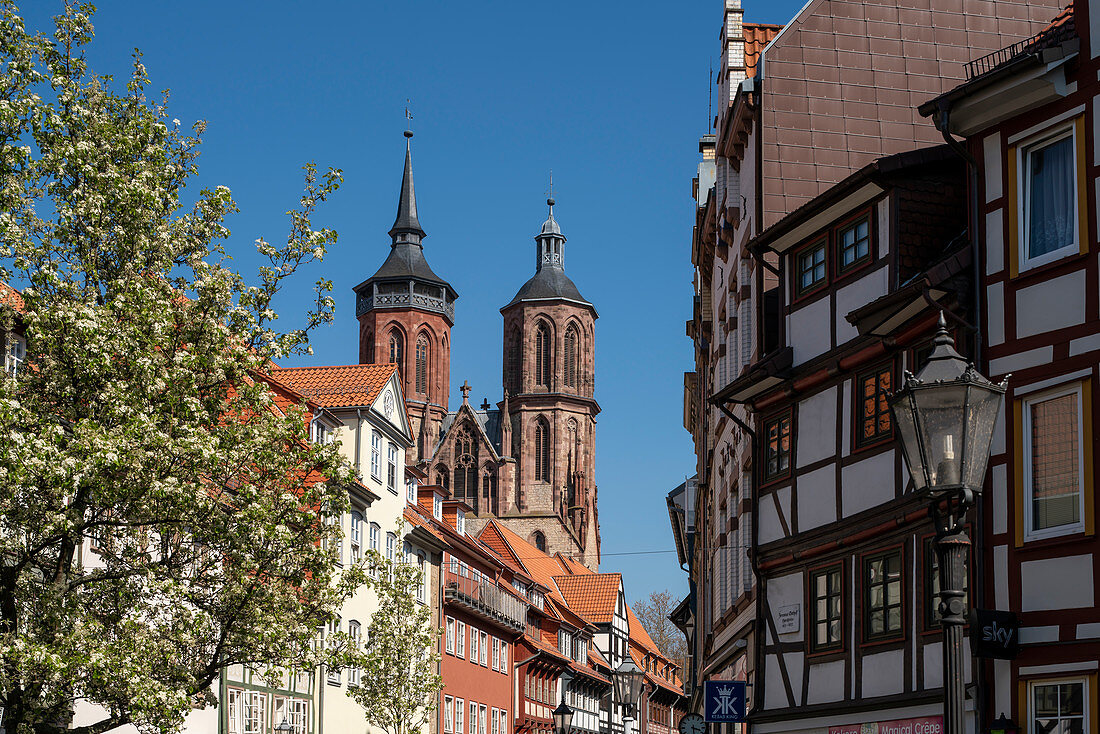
[444,695,454,733]
[5,332,25,377]
[237,690,266,734]
[386,532,396,578]
[417,551,427,603]
[371,431,382,480]
[348,619,362,685]
[456,698,465,734]
[456,620,466,658]
[491,707,499,734]
[479,631,488,666]
[469,702,478,734]
[500,640,508,671]
[498,709,507,734]
[446,617,455,654]
[327,616,342,684]
[387,442,398,493]
[470,625,479,661]
[479,704,487,734]
[273,696,308,734]
[433,492,442,520]
[407,475,418,503]
[1030,678,1086,734]
[227,688,242,734]
[369,522,380,553]
[350,511,363,561]
[456,508,466,535]
[1023,384,1086,540]
[1020,125,1078,271]
[492,636,500,670]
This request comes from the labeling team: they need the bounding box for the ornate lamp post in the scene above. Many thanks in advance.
[890,314,1007,734]
[274,718,293,734]
[553,696,575,734]
[614,659,645,732]
[986,713,1018,734]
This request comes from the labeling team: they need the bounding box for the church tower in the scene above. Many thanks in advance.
[496,198,600,568]
[353,132,457,463]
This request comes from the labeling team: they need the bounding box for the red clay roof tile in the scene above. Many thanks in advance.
[0,282,25,314]
[272,363,397,409]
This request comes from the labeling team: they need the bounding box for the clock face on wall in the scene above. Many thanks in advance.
[679,713,705,734]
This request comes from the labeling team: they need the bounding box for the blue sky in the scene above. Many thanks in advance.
[21,0,805,607]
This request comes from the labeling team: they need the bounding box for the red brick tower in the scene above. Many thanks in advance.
[496,198,600,569]
[353,132,457,463]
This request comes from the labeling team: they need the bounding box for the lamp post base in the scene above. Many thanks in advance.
[934,497,971,734]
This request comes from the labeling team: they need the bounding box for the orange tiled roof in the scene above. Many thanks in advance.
[0,282,25,314]
[272,363,398,409]
[589,646,611,671]
[626,605,661,655]
[552,573,621,625]
[744,23,782,80]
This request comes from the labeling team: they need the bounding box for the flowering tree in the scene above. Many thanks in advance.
[345,542,442,734]
[0,3,365,732]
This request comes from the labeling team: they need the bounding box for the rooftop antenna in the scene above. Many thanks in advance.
[545,170,555,207]
[708,58,713,132]
[404,98,414,139]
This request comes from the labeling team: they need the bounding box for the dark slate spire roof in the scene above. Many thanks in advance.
[359,133,455,293]
[388,132,425,241]
[504,198,592,310]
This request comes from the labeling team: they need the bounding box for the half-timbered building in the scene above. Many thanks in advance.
[921,3,1100,730]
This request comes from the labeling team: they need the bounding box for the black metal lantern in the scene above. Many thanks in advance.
[890,314,1007,502]
[553,697,574,734]
[274,718,294,734]
[613,659,645,717]
[987,713,1018,734]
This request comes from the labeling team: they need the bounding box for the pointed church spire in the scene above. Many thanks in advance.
[389,130,426,244]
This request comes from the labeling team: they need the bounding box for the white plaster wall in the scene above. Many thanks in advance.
[764,654,789,709]
[983,133,1003,203]
[985,209,1004,275]
[1015,270,1086,338]
[994,544,1010,609]
[789,296,832,366]
[840,450,895,517]
[759,493,786,545]
[877,199,891,260]
[796,387,838,466]
[862,649,904,698]
[989,345,1054,377]
[986,281,1005,346]
[1021,554,1096,611]
[797,465,837,532]
[806,659,846,704]
[835,267,888,347]
[840,381,852,459]
[767,571,805,644]
[924,641,943,690]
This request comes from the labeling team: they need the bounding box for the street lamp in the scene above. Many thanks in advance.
[274,718,293,734]
[553,696,575,734]
[614,658,645,726]
[986,714,1018,734]
[890,314,1007,734]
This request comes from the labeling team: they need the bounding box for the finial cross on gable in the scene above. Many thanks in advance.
[460,380,471,402]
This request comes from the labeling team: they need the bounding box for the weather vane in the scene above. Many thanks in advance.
[546,170,554,205]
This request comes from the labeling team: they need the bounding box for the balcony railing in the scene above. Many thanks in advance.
[965,37,1030,79]
[444,566,527,632]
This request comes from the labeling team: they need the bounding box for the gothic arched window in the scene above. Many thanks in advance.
[533,531,546,553]
[436,465,449,490]
[388,329,404,369]
[507,326,522,394]
[534,417,551,483]
[564,324,580,388]
[415,334,430,394]
[453,429,478,512]
[361,328,374,364]
[535,322,552,387]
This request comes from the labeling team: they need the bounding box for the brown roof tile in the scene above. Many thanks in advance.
[552,573,621,625]
[0,282,24,314]
[744,23,783,79]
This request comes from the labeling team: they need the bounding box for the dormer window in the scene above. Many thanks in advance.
[433,493,442,520]
[406,476,418,504]
[5,333,24,377]
[456,508,466,535]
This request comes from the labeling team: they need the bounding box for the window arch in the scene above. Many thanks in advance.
[534,417,551,483]
[361,327,374,364]
[535,322,552,387]
[436,465,449,490]
[453,427,478,513]
[532,531,546,553]
[507,326,522,394]
[415,333,430,394]
[564,324,580,389]
[388,328,404,368]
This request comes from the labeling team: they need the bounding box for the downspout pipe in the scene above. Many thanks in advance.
[932,96,986,734]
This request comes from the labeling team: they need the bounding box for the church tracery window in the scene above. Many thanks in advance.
[535,322,552,388]
[415,334,430,394]
[508,326,522,394]
[564,324,579,389]
[453,427,478,512]
[389,329,404,369]
[534,417,551,483]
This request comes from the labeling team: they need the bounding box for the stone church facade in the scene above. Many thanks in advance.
[353,135,601,569]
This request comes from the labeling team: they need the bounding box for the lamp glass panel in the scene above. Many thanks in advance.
[961,383,1003,489]
[912,384,968,492]
[891,392,927,491]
